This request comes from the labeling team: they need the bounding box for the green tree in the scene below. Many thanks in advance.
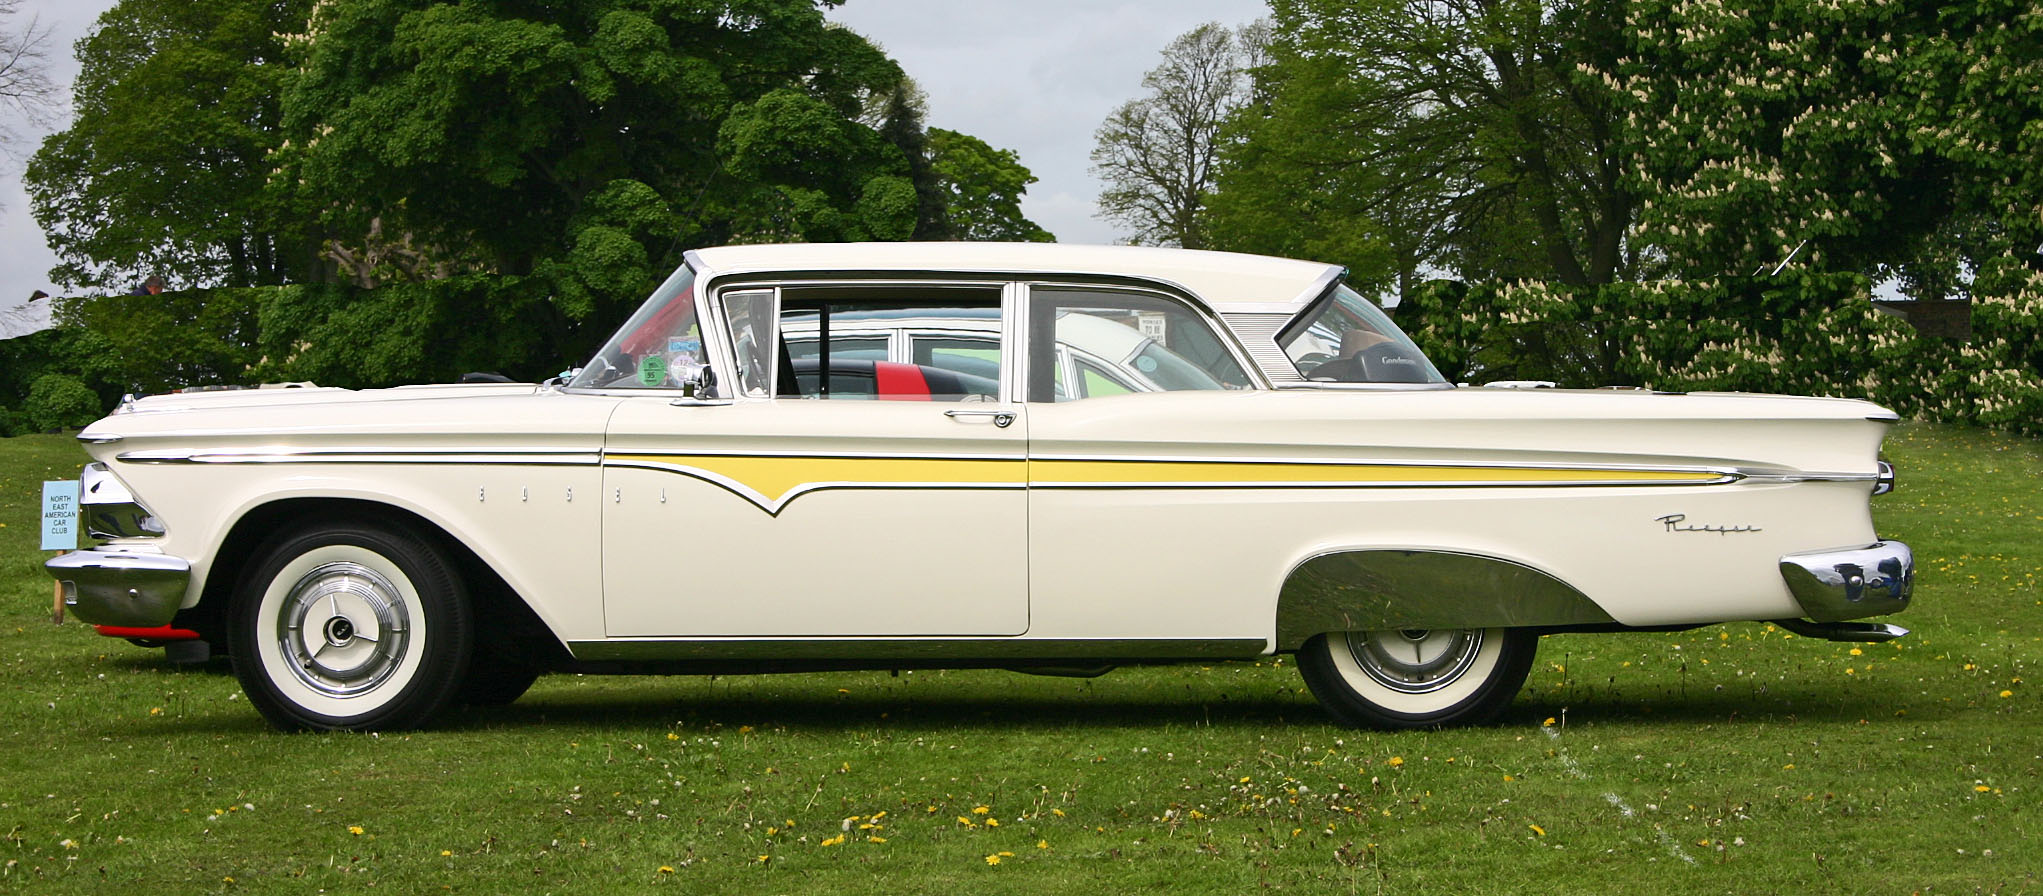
[929,128,1053,242]
[281,0,919,358]
[25,0,315,289]
[1611,0,2043,290]
[1091,23,1258,249]
[1212,0,1634,292]
[23,373,103,432]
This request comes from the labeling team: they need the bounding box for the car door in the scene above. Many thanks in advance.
[600,281,1029,637]
[1021,285,1271,642]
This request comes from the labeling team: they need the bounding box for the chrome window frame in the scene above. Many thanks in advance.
[698,276,1016,404]
[1274,279,1452,390]
[1017,280,1268,402]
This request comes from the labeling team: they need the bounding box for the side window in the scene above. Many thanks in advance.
[725,284,1007,401]
[1026,287,1252,403]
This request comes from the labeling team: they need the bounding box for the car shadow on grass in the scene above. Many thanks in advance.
[451,689,1326,733]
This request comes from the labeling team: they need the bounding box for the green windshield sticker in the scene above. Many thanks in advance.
[637,355,668,387]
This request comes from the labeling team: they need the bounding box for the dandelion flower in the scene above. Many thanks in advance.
[985,855,1002,866]
[972,806,990,815]
[1386,757,1405,767]
[348,826,365,836]
[657,865,674,873]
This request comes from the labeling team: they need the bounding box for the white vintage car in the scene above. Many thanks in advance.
[48,243,1913,731]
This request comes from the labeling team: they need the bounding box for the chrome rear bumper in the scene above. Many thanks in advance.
[47,549,192,628]
[1779,541,1913,622]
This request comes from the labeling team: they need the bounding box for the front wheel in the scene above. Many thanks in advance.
[1296,628,1537,729]
[229,521,473,731]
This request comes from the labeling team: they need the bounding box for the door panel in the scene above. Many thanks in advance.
[602,386,1027,637]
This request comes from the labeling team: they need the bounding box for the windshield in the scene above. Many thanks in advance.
[1280,285,1446,385]
[570,266,701,390]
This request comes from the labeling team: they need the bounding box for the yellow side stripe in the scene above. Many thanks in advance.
[1031,459,1724,485]
[609,453,1726,508]
[610,454,1024,505]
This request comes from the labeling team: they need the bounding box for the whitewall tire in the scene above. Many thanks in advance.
[230,522,473,731]
[1297,628,1537,729]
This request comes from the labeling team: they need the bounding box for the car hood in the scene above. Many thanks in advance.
[76,383,620,464]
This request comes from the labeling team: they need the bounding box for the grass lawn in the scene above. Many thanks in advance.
[1,423,2035,893]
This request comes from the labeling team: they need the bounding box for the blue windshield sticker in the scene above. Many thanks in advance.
[669,338,701,354]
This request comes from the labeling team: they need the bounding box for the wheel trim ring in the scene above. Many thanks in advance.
[275,561,411,698]
[1345,629,1485,695]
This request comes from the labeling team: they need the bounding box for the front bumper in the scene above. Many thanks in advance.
[47,548,192,628]
[1779,541,1913,622]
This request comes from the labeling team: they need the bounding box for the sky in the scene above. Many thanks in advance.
[0,0,1270,311]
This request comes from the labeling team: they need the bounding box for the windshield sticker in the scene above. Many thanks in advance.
[636,355,668,387]
[669,338,700,354]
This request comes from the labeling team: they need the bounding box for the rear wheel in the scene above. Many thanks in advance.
[229,521,473,731]
[1297,627,1537,729]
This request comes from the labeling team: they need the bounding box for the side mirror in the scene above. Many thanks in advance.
[678,363,717,399]
[670,365,730,407]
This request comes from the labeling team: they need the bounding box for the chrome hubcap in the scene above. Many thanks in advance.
[276,561,410,698]
[1346,629,1484,694]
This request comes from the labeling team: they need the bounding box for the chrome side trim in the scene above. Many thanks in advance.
[604,454,1026,516]
[117,448,602,466]
[1779,541,1913,622]
[47,548,193,628]
[567,637,1266,662]
[1275,549,1614,650]
[79,433,124,444]
[1739,471,1883,484]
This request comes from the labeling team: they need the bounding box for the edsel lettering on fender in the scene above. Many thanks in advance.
[46,243,1914,732]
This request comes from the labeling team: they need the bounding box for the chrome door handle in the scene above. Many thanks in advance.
[944,409,1017,428]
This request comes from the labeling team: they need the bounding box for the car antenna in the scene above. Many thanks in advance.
[1757,239,1809,276]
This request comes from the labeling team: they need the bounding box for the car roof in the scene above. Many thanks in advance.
[687,242,1339,314]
